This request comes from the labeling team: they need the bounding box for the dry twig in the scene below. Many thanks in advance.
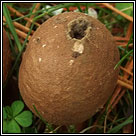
[101,3,133,22]
[118,75,133,85]
[120,66,133,77]
[108,59,133,113]
[25,3,41,27]
[117,80,133,91]
[3,16,34,34]
[7,5,40,27]
[126,22,133,39]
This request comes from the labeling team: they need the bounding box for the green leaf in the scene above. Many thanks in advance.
[5,106,13,118]
[116,3,133,15]
[3,107,7,119]
[107,115,133,133]
[11,100,24,117]
[3,120,8,133]
[7,119,21,133]
[15,111,33,127]
[115,3,133,20]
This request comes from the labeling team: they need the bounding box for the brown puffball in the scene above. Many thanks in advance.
[19,12,120,125]
[3,28,11,82]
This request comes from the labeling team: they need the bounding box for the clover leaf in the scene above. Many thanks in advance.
[7,119,21,133]
[3,120,8,133]
[11,100,24,117]
[3,100,33,133]
[3,107,7,120]
[15,111,33,127]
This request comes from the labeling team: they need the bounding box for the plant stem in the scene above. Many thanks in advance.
[114,49,133,69]
[3,3,22,52]
[32,104,53,131]
[85,3,88,13]
[75,3,83,12]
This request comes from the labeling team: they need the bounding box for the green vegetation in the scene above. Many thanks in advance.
[3,100,33,133]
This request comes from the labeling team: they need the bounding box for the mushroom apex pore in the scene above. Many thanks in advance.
[68,17,92,40]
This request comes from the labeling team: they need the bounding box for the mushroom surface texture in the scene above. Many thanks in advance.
[3,28,11,82]
[19,12,120,125]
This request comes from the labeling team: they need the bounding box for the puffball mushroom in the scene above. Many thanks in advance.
[19,12,119,125]
[3,28,11,82]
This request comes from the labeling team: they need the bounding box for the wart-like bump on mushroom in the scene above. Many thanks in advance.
[42,44,47,48]
[54,25,58,28]
[39,58,42,62]
[72,41,84,54]
[69,60,74,65]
